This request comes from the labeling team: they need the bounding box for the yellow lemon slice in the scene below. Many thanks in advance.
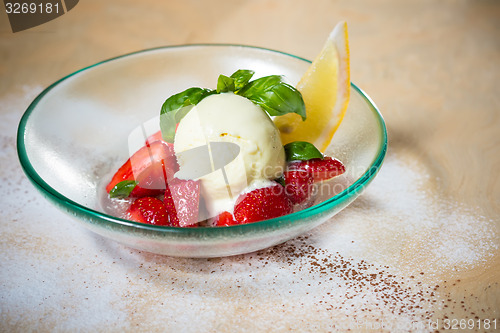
[274,21,350,152]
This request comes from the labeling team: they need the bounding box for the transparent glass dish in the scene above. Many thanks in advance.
[17,44,387,258]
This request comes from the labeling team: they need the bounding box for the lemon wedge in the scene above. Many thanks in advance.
[274,21,350,152]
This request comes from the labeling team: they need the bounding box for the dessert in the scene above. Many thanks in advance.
[106,21,350,227]
[105,70,346,227]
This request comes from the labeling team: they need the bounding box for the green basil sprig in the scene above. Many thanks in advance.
[237,75,306,121]
[231,69,256,91]
[217,75,235,93]
[160,88,215,142]
[284,141,323,161]
[159,69,306,143]
[216,69,257,94]
[109,180,138,199]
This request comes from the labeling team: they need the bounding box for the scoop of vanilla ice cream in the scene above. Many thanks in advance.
[173,93,285,216]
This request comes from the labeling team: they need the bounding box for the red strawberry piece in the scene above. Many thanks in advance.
[284,169,314,205]
[287,156,345,182]
[234,184,293,224]
[164,178,201,227]
[145,129,179,145]
[128,160,170,197]
[127,197,170,226]
[145,130,164,145]
[213,211,238,227]
[127,185,159,198]
[106,141,178,194]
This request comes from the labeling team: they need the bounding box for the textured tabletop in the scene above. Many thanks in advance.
[1,1,499,332]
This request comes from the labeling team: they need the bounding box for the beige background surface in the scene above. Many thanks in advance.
[1,1,499,332]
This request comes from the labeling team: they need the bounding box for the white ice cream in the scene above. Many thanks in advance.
[173,93,285,216]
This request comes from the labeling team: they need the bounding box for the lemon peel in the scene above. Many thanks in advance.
[274,21,350,152]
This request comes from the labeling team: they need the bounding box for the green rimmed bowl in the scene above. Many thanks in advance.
[17,44,387,258]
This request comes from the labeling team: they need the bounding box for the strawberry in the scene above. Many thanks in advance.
[128,160,170,197]
[213,211,238,227]
[287,156,345,182]
[283,169,313,204]
[164,178,201,227]
[146,128,181,145]
[234,184,293,224]
[145,130,164,145]
[127,197,170,226]
[106,141,178,194]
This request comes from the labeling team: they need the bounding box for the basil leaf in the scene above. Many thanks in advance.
[238,75,282,93]
[274,176,286,187]
[159,108,184,143]
[160,87,212,115]
[284,141,323,161]
[230,69,255,91]
[238,75,306,120]
[217,70,255,93]
[217,75,235,93]
[109,180,137,198]
[159,87,214,142]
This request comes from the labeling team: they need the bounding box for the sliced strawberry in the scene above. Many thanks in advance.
[213,211,238,227]
[284,169,314,204]
[145,128,180,145]
[287,156,345,182]
[164,178,201,227]
[128,160,169,197]
[145,130,164,145]
[106,141,178,194]
[127,197,170,226]
[234,184,293,224]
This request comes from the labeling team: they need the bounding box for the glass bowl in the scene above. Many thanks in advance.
[17,44,387,258]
